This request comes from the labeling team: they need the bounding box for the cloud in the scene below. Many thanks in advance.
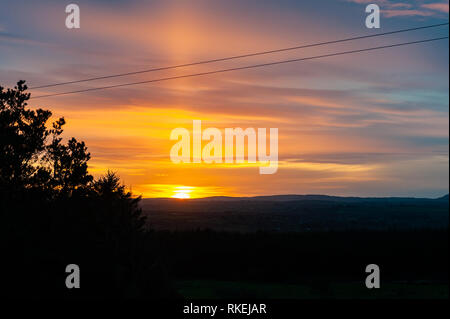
[382,9,434,17]
[346,0,449,17]
[0,31,46,46]
[422,2,449,13]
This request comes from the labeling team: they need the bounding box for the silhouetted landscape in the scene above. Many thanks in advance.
[1,2,449,316]
[142,195,449,232]
[142,195,448,298]
[1,82,448,299]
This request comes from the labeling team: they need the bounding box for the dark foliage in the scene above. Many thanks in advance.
[0,81,175,298]
[155,229,448,288]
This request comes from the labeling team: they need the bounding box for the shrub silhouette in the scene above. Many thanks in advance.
[0,81,174,298]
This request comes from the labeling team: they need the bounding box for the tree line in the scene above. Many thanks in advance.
[0,81,175,298]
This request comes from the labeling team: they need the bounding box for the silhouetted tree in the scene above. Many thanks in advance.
[0,80,93,197]
[1,81,50,189]
[93,170,146,233]
[0,81,174,298]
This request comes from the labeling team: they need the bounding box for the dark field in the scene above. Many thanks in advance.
[141,195,449,299]
[142,195,449,232]
[176,280,448,299]
[152,229,448,299]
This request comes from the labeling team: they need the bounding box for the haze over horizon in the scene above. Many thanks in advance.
[1,0,448,198]
[141,193,450,200]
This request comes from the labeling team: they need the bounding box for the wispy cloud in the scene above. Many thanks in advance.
[346,0,449,17]
[422,2,450,13]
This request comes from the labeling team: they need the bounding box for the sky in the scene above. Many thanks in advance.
[0,0,448,198]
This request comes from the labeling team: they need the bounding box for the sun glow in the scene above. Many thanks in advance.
[137,184,228,198]
[171,186,194,199]
[172,192,191,199]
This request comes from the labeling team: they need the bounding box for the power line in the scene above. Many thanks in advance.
[29,22,449,90]
[30,36,448,100]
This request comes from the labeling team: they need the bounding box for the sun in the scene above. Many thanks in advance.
[143,184,224,199]
[171,186,194,199]
[172,192,191,199]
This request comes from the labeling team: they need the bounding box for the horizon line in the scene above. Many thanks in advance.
[139,193,449,200]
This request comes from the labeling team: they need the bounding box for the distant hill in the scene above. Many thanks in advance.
[143,193,449,203]
[141,194,449,232]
